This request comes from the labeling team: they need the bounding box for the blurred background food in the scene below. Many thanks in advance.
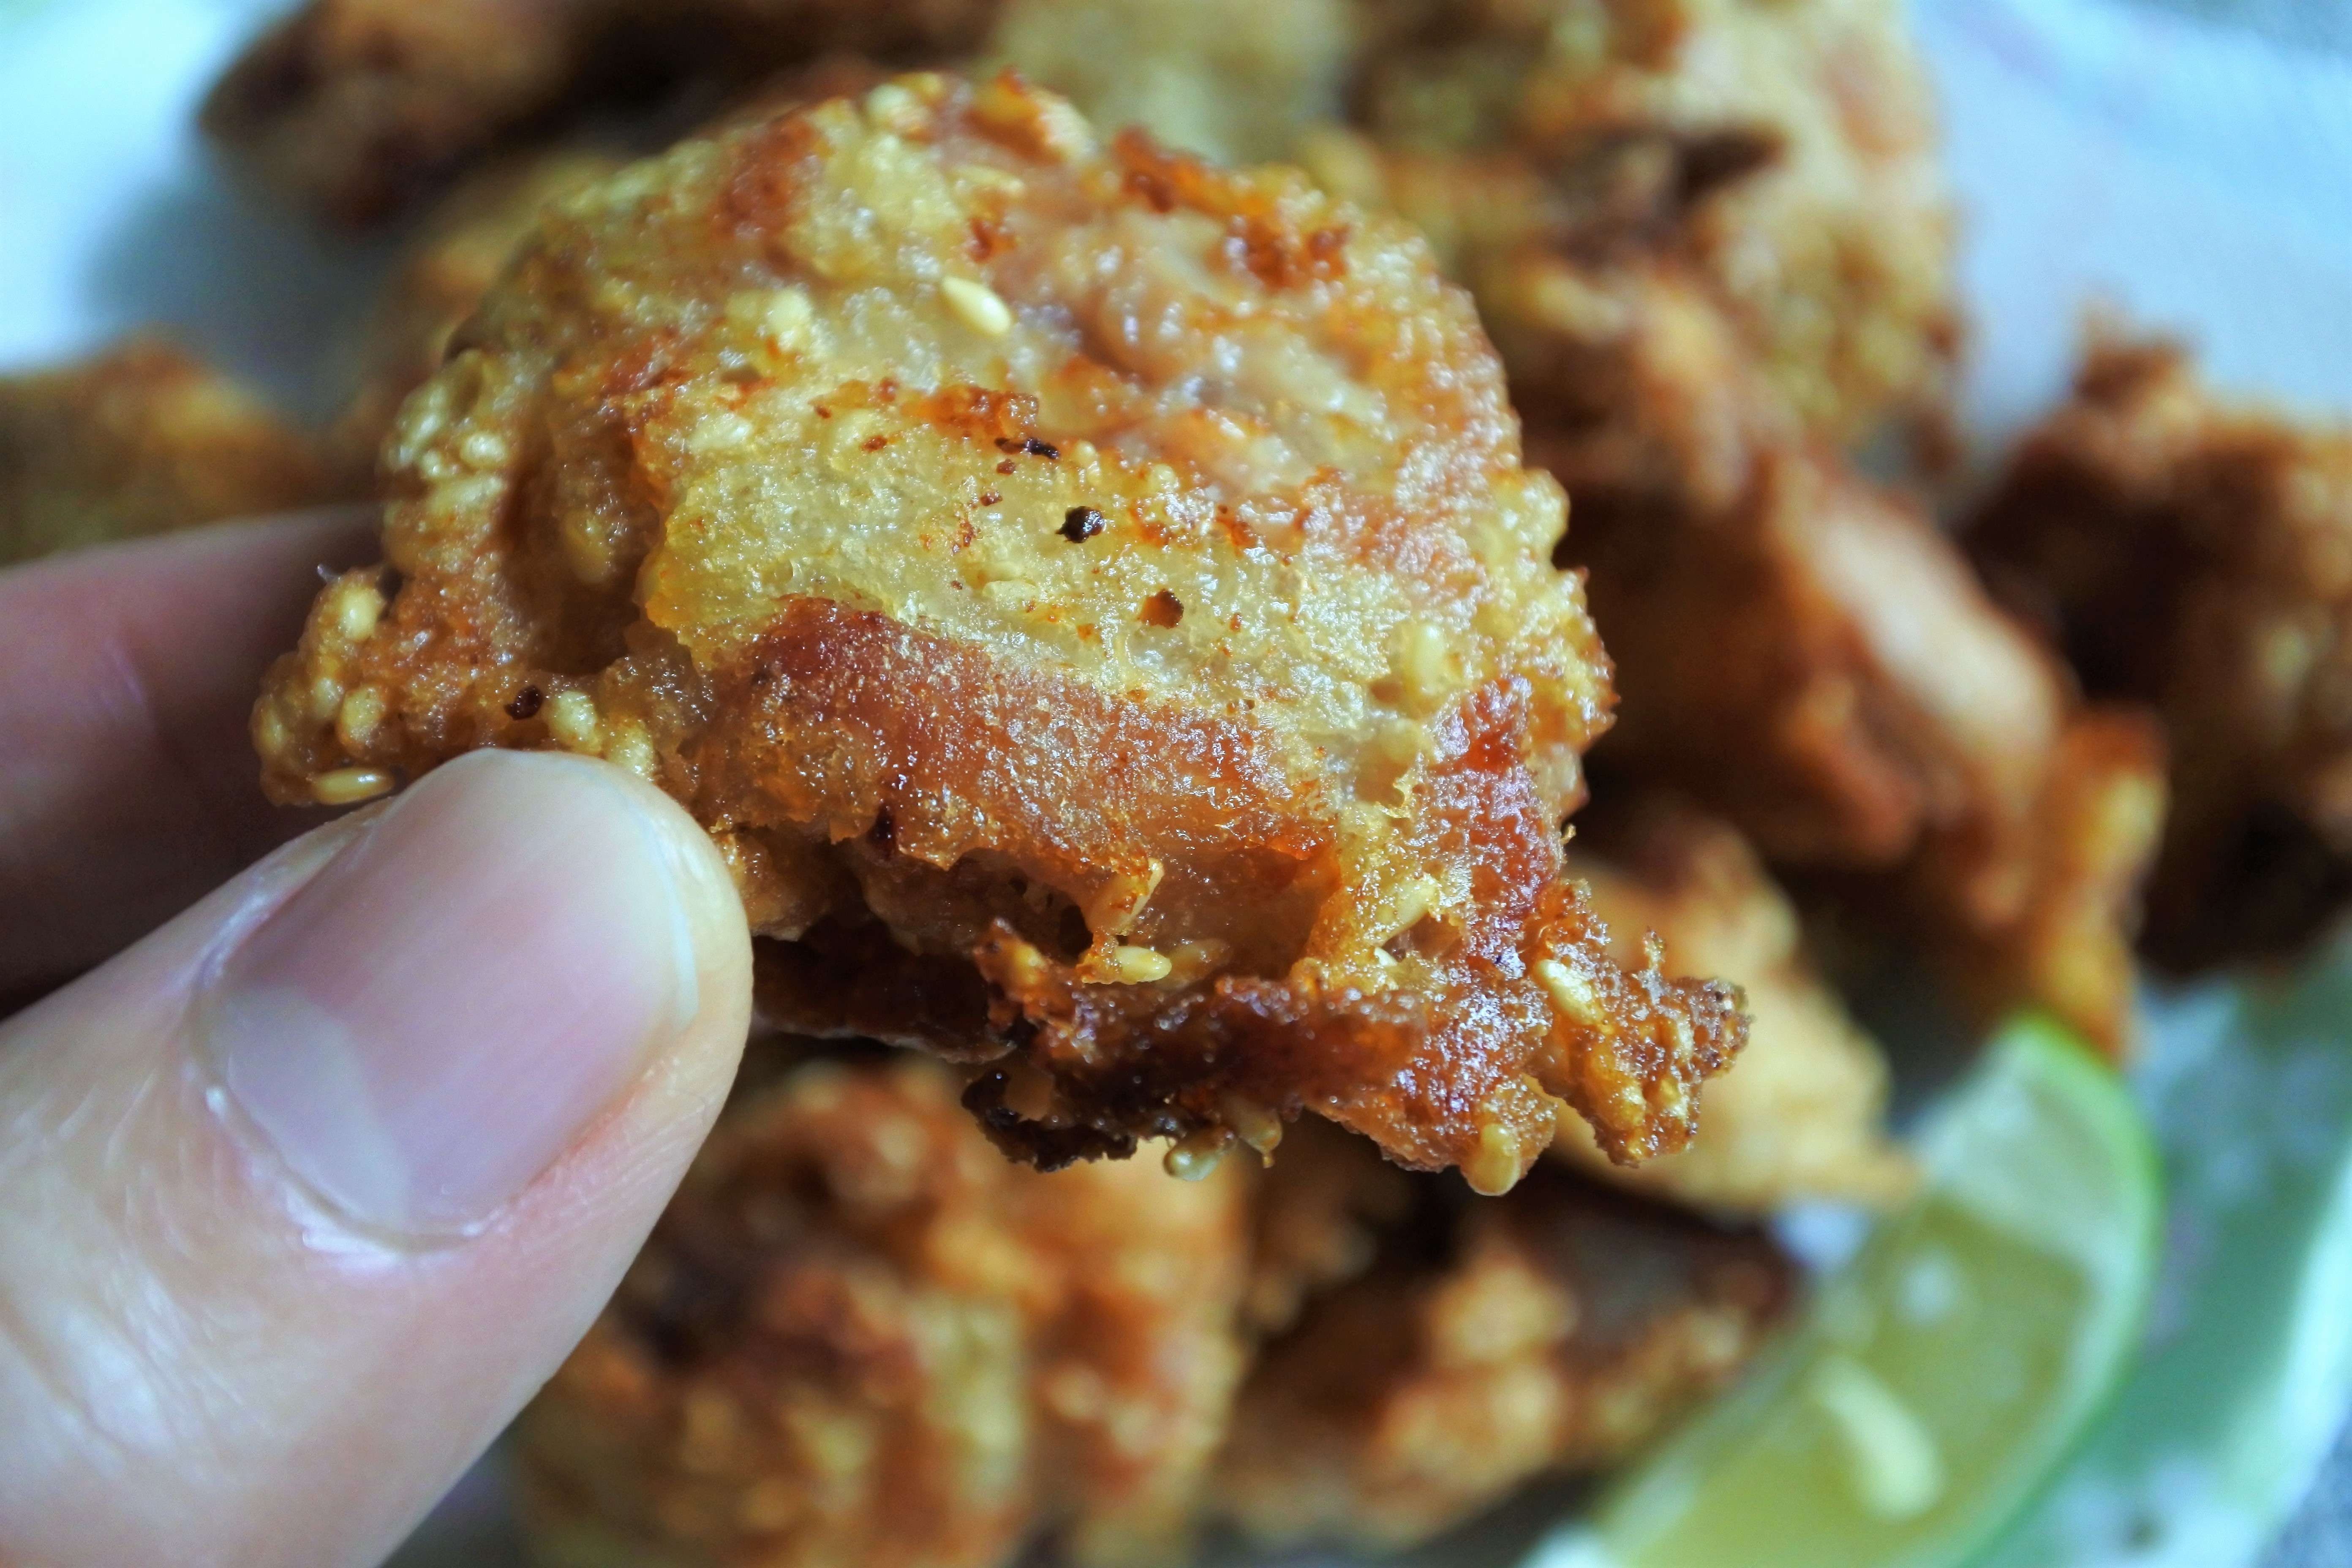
[3,0,2350,1563]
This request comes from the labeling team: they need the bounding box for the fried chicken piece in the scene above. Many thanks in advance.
[1219,1143,1794,1550]
[1484,261,2156,1054]
[253,75,1744,1185]
[1297,0,1957,453]
[518,1052,1252,1568]
[982,0,1355,168]
[0,336,343,565]
[1972,335,2352,968]
[1552,801,1913,1211]
[200,0,997,227]
[330,145,626,471]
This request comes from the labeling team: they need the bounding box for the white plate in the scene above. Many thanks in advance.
[5,2,2349,1565]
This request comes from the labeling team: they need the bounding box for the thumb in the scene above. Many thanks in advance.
[0,750,751,1567]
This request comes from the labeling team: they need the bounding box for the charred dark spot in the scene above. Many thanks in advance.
[997,458,1018,475]
[1061,505,1107,542]
[1675,128,1783,208]
[814,403,832,419]
[749,664,776,687]
[968,213,1009,260]
[1140,588,1184,626]
[961,1069,1138,1172]
[998,436,1059,460]
[504,684,544,721]
[979,491,1002,506]
[1124,164,1178,213]
[861,433,891,452]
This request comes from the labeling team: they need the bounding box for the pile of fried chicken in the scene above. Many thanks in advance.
[8,1,2351,1563]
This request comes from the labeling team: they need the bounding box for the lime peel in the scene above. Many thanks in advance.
[1531,1016,2163,1568]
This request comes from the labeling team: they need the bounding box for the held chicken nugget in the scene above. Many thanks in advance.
[253,74,1745,1188]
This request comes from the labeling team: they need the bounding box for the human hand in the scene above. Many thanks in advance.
[0,514,753,1565]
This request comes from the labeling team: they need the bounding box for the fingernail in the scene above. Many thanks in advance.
[201,751,701,1236]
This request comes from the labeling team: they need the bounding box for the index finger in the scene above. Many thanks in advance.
[0,509,378,1003]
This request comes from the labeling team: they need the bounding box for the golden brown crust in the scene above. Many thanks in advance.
[1554,800,1914,1210]
[252,75,1746,1184]
[1971,335,2352,969]
[200,0,997,226]
[517,1053,1252,1568]
[1218,1143,1794,1550]
[0,336,343,565]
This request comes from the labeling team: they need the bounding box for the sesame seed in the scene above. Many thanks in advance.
[459,429,509,469]
[335,686,387,750]
[312,766,393,806]
[941,276,1013,336]
[1388,618,1460,714]
[545,690,602,752]
[863,82,925,135]
[1163,1127,1236,1181]
[1534,956,1606,1028]
[1096,944,1173,983]
[1220,1094,1283,1157]
[1462,1118,1525,1196]
[333,580,385,643]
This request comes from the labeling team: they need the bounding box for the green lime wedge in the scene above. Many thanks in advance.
[1532,1017,2163,1568]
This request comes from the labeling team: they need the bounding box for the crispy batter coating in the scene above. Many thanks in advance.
[1218,1142,1794,1550]
[253,75,1745,1185]
[1553,801,1913,1211]
[331,145,626,471]
[200,0,996,226]
[0,336,343,565]
[1972,335,2352,968]
[518,1052,1252,1568]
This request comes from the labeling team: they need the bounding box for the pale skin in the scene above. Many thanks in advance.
[0,512,755,1566]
